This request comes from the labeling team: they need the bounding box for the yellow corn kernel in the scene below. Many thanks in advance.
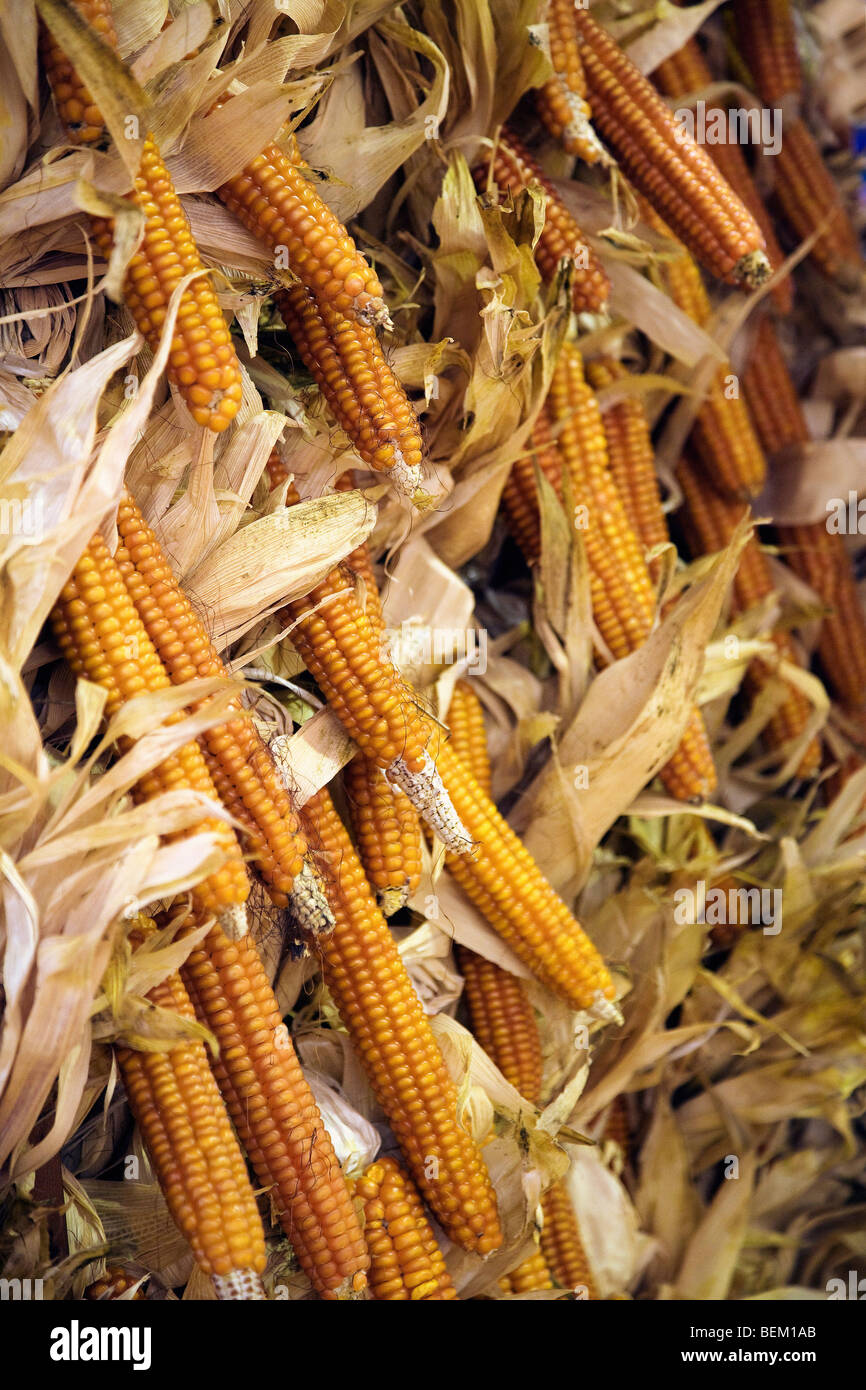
[540,1181,597,1297]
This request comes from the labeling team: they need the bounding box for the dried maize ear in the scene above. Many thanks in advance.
[500,1247,554,1295]
[586,357,669,583]
[302,785,503,1255]
[435,735,616,1012]
[50,532,249,923]
[114,492,317,917]
[548,345,717,800]
[180,921,370,1298]
[768,118,864,287]
[501,408,564,565]
[278,565,472,853]
[447,679,493,795]
[344,754,422,915]
[675,454,821,775]
[88,136,242,432]
[651,37,792,313]
[38,0,117,145]
[274,285,422,496]
[539,1181,597,1297]
[733,0,802,105]
[115,925,267,1299]
[478,128,610,315]
[574,8,769,287]
[218,133,388,326]
[456,946,543,1104]
[741,314,809,454]
[535,0,606,163]
[265,445,291,490]
[354,1157,458,1301]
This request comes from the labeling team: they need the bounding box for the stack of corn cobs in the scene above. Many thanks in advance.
[4,0,865,1301]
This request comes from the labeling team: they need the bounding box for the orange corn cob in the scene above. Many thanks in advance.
[675,453,821,774]
[586,357,669,583]
[765,117,864,288]
[548,344,717,801]
[501,1248,555,1295]
[600,1093,630,1158]
[435,736,616,1011]
[733,0,802,105]
[265,445,291,490]
[278,562,472,853]
[447,679,493,795]
[116,925,267,1299]
[501,408,565,565]
[535,0,606,163]
[540,1180,597,1296]
[651,36,792,313]
[218,130,388,327]
[113,492,327,927]
[87,135,242,432]
[456,946,543,1103]
[573,8,769,287]
[743,318,866,710]
[478,128,611,315]
[37,0,117,145]
[302,785,503,1254]
[354,1157,458,1301]
[180,920,370,1298]
[50,533,249,924]
[84,1267,148,1300]
[274,285,422,496]
[344,756,422,915]
[639,197,767,499]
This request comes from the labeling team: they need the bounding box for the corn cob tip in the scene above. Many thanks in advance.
[212,1270,268,1300]
[379,883,412,916]
[388,751,476,855]
[587,989,622,1025]
[734,249,772,288]
[387,447,423,501]
[287,859,336,938]
[218,903,249,941]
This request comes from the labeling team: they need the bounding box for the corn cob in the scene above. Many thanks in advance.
[573,8,769,287]
[273,285,422,496]
[732,0,802,105]
[447,679,493,795]
[37,0,117,145]
[501,408,564,565]
[50,532,250,926]
[115,923,267,1299]
[600,1093,630,1158]
[500,1247,555,1295]
[742,319,866,710]
[548,345,717,801]
[344,757,422,916]
[540,1180,597,1296]
[353,1157,458,1300]
[675,453,821,774]
[477,128,611,315]
[456,946,543,1102]
[638,197,767,500]
[113,492,326,930]
[435,736,616,1011]
[302,785,503,1254]
[218,132,388,328]
[84,1267,147,1300]
[265,445,291,490]
[535,0,606,163]
[278,561,472,853]
[180,920,370,1298]
[651,36,792,313]
[765,117,864,288]
[586,357,669,584]
[87,135,243,432]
